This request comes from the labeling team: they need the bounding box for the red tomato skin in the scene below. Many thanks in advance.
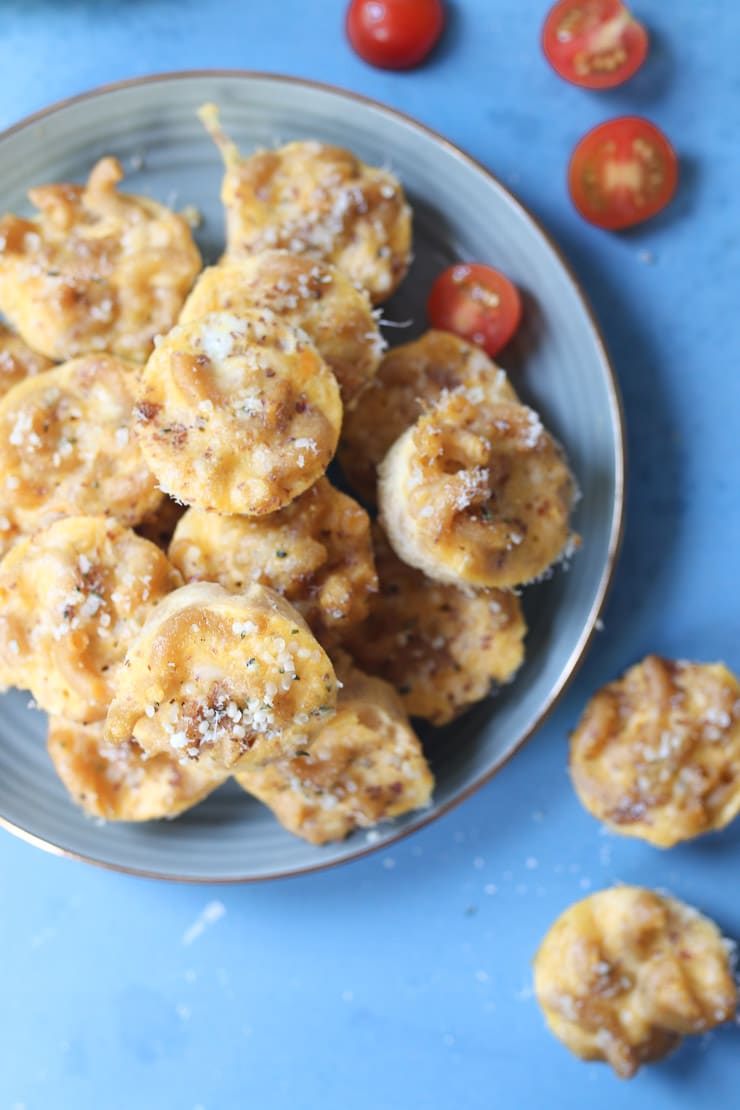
[542,0,649,90]
[569,116,678,230]
[427,264,523,358]
[346,0,445,71]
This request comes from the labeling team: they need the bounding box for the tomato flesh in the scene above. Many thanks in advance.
[569,116,678,230]
[346,0,445,70]
[542,0,648,89]
[427,264,522,358]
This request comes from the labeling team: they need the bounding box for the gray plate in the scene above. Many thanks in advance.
[0,72,624,882]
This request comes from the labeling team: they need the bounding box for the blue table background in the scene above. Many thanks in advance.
[1,2,738,1107]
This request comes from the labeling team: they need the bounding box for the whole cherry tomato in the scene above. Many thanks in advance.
[346,0,445,71]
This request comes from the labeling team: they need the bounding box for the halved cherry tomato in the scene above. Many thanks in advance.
[346,0,445,71]
[569,116,678,230]
[427,264,522,357]
[542,0,648,89]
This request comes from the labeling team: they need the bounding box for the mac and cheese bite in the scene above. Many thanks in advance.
[534,887,737,1078]
[0,515,182,722]
[570,655,740,847]
[168,478,376,645]
[379,387,576,589]
[103,581,338,774]
[200,104,411,303]
[0,157,201,362]
[236,658,433,843]
[0,353,162,537]
[48,716,226,821]
[344,526,525,725]
[136,310,342,515]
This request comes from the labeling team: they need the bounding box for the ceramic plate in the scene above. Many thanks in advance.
[0,72,624,881]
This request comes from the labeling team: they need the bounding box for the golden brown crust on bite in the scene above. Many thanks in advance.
[135,310,342,515]
[343,526,525,725]
[533,886,737,1078]
[235,657,433,843]
[378,387,576,589]
[0,516,182,722]
[48,716,226,821]
[103,581,338,774]
[0,323,54,397]
[168,478,376,645]
[0,157,201,362]
[340,330,517,504]
[200,105,411,304]
[0,354,163,536]
[179,251,384,406]
[570,656,740,847]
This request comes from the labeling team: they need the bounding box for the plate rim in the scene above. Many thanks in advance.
[0,68,626,883]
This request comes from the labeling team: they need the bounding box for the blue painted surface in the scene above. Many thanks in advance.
[0,2,738,1107]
